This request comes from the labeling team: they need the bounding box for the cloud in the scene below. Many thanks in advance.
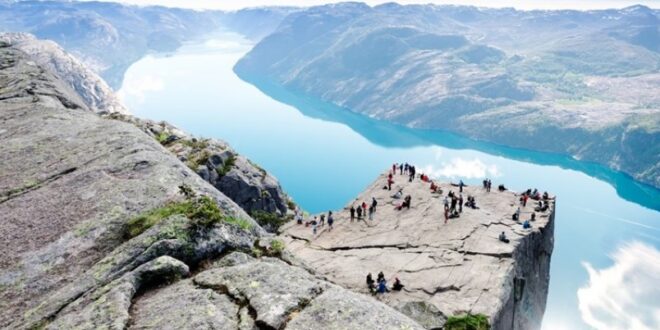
[577,241,660,330]
[118,74,164,104]
[421,158,501,180]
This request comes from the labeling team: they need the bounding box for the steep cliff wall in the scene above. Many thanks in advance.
[281,172,555,329]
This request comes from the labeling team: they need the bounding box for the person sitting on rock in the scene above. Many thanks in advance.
[392,277,404,291]
[523,220,531,229]
[366,273,376,293]
[377,279,389,294]
[513,207,521,221]
[543,191,550,200]
[498,184,506,192]
[531,212,536,221]
[377,271,385,283]
[403,195,412,209]
[499,231,510,243]
[449,209,460,219]
[392,189,403,199]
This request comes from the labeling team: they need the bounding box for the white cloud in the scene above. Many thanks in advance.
[577,241,660,330]
[421,157,501,179]
[118,74,164,104]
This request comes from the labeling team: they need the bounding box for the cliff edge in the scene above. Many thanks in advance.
[281,171,555,329]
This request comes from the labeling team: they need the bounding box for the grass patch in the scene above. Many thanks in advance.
[216,155,236,177]
[180,138,210,150]
[445,314,490,330]
[287,199,296,210]
[186,150,211,170]
[269,239,285,256]
[125,185,252,238]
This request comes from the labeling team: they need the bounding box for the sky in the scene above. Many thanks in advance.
[80,0,660,11]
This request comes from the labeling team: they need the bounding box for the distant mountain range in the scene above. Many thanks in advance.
[0,0,296,88]
[235,3,660,188]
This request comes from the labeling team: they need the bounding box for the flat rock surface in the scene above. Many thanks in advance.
[281,171,554,327]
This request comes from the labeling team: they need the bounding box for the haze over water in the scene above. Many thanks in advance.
[119,32,660,329]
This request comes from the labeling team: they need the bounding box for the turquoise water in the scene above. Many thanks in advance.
[119,33,660,329]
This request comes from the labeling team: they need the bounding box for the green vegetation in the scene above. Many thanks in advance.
[251,210,289,231]
[445,314,490,330]
[287,199,296,211]
[216,155,236,177]
[186,149,211,169]
[269,239,285,256]
[155,132,170,145]
[181,138,210,150]
[125,185,251,238]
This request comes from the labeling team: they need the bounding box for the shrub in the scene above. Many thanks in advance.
[269,239,285,256]
[155,132,169,145]
[186,149,211,169]
[224,216,253,231]
[287,200,296,210]
[216,155,236,177]
[125,201,194,238]
[444,314,490,330]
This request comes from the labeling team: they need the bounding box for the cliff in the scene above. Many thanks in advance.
[0,32,128,114]
[0,41,423,329]
[280,172,555,329]
[235,3,660,189]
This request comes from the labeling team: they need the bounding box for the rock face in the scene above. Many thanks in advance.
[0,32,128,114]
[0,41,425,329]
[280,172,555,329]
[108,114,293,219]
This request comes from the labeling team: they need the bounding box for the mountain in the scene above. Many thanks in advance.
[0,1,295,89]
[235,3,660,189]
[0,36,425,330]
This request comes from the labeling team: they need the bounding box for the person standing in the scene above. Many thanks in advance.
[350,206,355,222]
[459,194,463,213]
[372,197,378,213]
[327,211,334,231]
[368,205,374,221]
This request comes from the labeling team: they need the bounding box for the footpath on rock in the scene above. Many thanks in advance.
[281,170,555,329]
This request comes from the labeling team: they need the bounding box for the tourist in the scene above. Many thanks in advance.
[387,177,393,191]
[449,209,460,219]
[368,205,374,221]
[443,196,449,211]
[498,184,506,192]
[459,180,464,193]
[319,214,325,227]
[531,212,536,221]
[350,206,355,222]
[513,207,521,221]
[377,279,389,294]
[312,217,318,235]
[366,273,376,293]
[362,202,368,216]
[377,271,385,283]
[392,189,403,199]
[458,194,463,213]
[523,220,531,229]
[356,205,363,219]
[404,195,412,209]
[499,231,510,243]
[399,164,404,175]
[444,208,449,224]
[392,163,397,174]
[327,211,334,230]
[392,278,404,291]
[372,197,378,213]
[522,194,529,207]
[450,195,457,213]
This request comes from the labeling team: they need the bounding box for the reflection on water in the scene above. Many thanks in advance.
[118,33,660,330]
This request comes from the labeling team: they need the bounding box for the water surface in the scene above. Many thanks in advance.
[119,33,660,330]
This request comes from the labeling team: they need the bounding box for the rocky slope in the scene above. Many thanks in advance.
[235,3,660,188]
[0,32,128,114]
[0,40,423,329]
[281,172,555,329]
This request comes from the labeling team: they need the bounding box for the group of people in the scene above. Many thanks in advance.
[482,179,492,192]
[299,210,336,235]
[350,197,378,222]
[393,163,418,183]
[366,271,404,294]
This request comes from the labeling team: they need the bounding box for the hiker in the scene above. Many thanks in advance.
[522,194,528,207]
[450,195,457,213]
[387,177,393,191]
[392,278,404,291]
[399,164,403,175]
[319,214,326,227]
[443,196,449,211]
[296,211,303,225]
[368,205,374,221]
[531,212,536,221]
[444,208,449,224]
[327,211,334,230]
[312,218,318,235]
[430,181,438,192]
[523,220,531,229]
[350,206,355,222]
[543,191,549,200]
[362,202,368,216]
[404,163,409,174]
[458,194,463,213]
[372,197,378,213]
[356,205,363,219]
[366,273,376,293]
[392,163,397,174]
[513,207,521,221]
[499,231,510,244]
[403,195,412,209]
[487,179,492,192]
[459,180,464,193]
